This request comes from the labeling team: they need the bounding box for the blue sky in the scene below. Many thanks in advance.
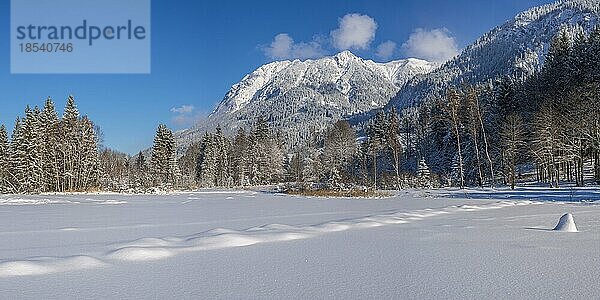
[0,0,552,154]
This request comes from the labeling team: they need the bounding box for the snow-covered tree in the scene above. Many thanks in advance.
[214,127,232,187]
[79,116,100,189]
[60,95,81,191]
[196,132,217,187]
[417,157,432,187]
[417,158,431,178]
[231,128,250,186]
[500,113,526,189]
[40,98,60,192]
[444,88,465,188]
[366,111,387,188]
[386,108,403,189]
[9,118,27,193]
[178,142,201,187]
[0,125,9,193]
[249,117,284,185]
[22,106,43,193]
[150,124,180,188]
[464,87,485,187]
[286,152,303,183]
[322,120,356,188]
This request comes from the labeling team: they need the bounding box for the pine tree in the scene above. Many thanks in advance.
[40,98,60,192]
[22,106,43,193]
[214,127,231,187]
[417,158,431,185]
[366,111,387,188]
[60,95,81,191]
[231,128,250,186]
[0,125,9,193]
[0,96,104,194]
[178,142,201,187]
[9,118,26,193]
[136,151,146,172]
[150,124,179,188]
[79,116,100,190]
[247,117,283,185]
[197,132,216,187]
[588,26,600,81]
[132,151,150,189]
[287,152,303,183]
[250,118,270,185]
[543,25,573,92]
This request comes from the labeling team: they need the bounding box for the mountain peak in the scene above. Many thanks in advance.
[333,50,359,63]
[336,49,356,56]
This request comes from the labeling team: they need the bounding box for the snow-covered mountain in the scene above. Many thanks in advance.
[177,0,599,152]
[388,0,600,109]
[177,51,435,149]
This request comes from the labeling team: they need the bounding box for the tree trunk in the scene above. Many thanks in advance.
[393,150,401,190]
[454,126,465,189]
[472,130,483,187]
[372,152,377,189]
[476,97,494,187]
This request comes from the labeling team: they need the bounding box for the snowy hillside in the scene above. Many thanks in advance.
[177,51,435,150]
[388,0,600,109]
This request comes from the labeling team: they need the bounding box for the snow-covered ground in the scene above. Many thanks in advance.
[1,187,600,299]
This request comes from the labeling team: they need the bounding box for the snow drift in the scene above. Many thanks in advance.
[0,199,537,277]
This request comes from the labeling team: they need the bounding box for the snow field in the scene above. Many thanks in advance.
[1,188,600,299]
[0,197,539,277]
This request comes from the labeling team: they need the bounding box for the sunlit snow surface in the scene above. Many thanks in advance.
[1,187,600,298]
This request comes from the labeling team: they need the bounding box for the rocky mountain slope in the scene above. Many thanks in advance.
[177,51,435,149]
[388,0,600,110]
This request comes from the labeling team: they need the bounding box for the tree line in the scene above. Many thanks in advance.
[412,24,600,188]
[131,24,600,191]
[171,113,433,190]
[2,25,598,194]
[0,96,100,193]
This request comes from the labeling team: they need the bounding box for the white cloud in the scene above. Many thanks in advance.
[170,105,205,128]
[375,40,397,60]
[172,113,204,127]
[402,28,459,63]
[262,33,326,60]
[331,13,377,50]
[170,105,194,114]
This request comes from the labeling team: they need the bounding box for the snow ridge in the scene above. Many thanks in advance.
[0,197,127,206]
[0,199,537,277]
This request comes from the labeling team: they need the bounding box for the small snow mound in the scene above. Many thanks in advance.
[117,237,173,248]
[553,213,578,232]
[59,227,80,231]
[0,256,104,277]
[107,247,175,261]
